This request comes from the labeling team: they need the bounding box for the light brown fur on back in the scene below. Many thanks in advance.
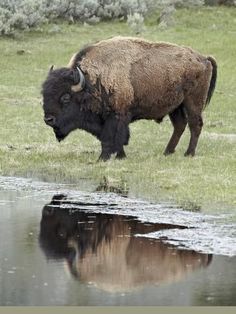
[68,36,210,115]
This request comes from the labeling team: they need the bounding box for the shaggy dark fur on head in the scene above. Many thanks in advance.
[39,195,116,260]
[42,67,104,142]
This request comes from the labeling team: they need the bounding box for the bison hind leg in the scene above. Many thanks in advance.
[183,96,204,157]
[164,104,187,155]
[184,114,203,157]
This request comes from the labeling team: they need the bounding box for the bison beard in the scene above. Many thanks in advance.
[42,36,217,161]
[54,127,66,142]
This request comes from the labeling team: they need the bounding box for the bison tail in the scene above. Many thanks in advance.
[206,56,217,106]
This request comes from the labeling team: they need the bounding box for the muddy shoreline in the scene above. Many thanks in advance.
[1,175,235,256]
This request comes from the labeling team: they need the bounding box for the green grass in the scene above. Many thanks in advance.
[0,7,236,213]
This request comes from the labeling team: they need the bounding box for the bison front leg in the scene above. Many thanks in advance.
[116,147,126,159]
[98,114,119,161]
[115,123,130,160]
[98,136,114,162]
[98,114,129,162]
[164,105,187,155]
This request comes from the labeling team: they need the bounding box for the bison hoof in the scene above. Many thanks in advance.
[184,150,195,157]
[97,153,111,162]
[116,150,126,160]
[164,149,175,156]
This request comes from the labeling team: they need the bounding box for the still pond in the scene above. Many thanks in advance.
[0,176,235,306]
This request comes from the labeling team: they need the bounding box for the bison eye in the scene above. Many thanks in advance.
[60,93,71,106]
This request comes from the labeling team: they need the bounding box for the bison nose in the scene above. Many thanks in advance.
[44,115,56,127]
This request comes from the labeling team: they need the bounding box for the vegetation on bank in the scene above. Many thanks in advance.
[0,6,235,212]
[0,0,235,36]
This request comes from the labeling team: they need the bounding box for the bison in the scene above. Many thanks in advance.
[42,36,217,161]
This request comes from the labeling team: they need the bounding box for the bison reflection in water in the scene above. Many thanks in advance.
[39,195,212,293]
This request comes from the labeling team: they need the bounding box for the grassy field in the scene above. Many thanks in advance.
[0,6,235,213]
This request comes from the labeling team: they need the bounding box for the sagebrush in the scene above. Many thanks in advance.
[0,0,209,35]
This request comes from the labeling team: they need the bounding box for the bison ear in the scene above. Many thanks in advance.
[51,194,67,205]
[71,67,85,93]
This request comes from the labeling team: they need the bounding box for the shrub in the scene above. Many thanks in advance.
[0,0,154,35]
[44,0,151,21]
[0,0,45,35]
[205,0,236,5]
[43,0,99,21]
[127,12,145,34]
[3,0,234,36]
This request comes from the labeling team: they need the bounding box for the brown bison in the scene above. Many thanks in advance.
[39,195,212,292]
[42,36,217,161]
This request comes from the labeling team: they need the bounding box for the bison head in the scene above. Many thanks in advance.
[42,66,85,141]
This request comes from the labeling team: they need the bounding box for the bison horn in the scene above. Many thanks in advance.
[49,65,54,73]
[71,67,85,92]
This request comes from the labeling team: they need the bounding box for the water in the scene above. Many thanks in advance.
[0,176,236,306]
